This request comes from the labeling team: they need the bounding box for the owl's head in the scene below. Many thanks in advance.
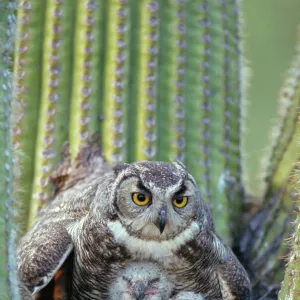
[109,161,208,240]
[109,262,174,300]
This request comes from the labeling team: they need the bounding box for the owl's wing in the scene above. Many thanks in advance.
[190,229,251,299]
[17,182,98,295]
[19,284,34,300]
[17,136,111,295]
[17,214,74,294]
[213,235,252,300]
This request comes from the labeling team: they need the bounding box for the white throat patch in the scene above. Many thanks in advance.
[107,220,200,265]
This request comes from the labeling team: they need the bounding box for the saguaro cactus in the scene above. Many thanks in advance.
[10,0,247,244]
[0,1,21,299]
[0,0,299,299]
[278,29,300,300]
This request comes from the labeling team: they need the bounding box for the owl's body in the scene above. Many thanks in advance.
[17,141,251,300]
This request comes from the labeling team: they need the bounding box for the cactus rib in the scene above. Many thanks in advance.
[102,0,130,163]
[0,1,21,299]
[29,0,75,226]
[70,0,104,159]
[12,0,46,233]
[135,0,159,161]
[156,0,185,162]
[183,1,205,186]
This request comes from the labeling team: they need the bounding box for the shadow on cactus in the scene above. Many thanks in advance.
[0,1,299,300]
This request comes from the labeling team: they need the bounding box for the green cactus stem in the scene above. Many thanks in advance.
[263,85,300,195]
[240,28,300,291]
[11,0,246,243]
[69,0,104,159]
[102,0,130,163]
[0,1,21,299]
[279,164,300,300]
[261,25,300,198]
[251,31,300,265]
[12,0,46,233]
[156,0,185,162]
[220,0,245,238]
[184,0,244,244]
[28,0,75,227]
[183,0,205,185]
[133,0,159,161]
[252,186,294,279]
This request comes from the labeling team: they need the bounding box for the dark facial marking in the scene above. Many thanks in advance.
[149,277,160,285]
[173,183,187,197]
[122,275,131,282]
[137,181,152,196]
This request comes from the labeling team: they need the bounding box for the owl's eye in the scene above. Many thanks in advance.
[172,196,188,208]
[132,192,151,206]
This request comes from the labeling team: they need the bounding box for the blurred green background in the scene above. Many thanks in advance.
[243,0,300,197]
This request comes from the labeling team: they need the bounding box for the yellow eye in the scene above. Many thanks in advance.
[132,192,151,206]
[173,196,188,208]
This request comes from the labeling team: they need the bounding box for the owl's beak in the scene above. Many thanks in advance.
[154,207,167,234]
[133,281,146,300]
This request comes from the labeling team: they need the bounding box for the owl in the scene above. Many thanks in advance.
[109,261,204,300]
[17,139,251,300]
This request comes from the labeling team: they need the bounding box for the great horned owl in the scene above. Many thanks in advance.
[17,140,251,300]
[109,261,204,300]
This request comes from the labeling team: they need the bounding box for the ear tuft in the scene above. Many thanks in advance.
[173,160,187,172]
[113,163,131,175]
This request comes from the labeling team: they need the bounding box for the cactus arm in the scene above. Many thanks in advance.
[69,0,105,159]
[0,1,21,299]
[262,27,300,195]
[267,95,300,193]
[263,87,300,194]
[254,114,299,262]
[241,29,300,290]
[278,175,300,299]
[156,0,185,162]
[102,0,130,163]
[251,187,293,274]
[12,0,46,234]
[278,221,300,300]
[28,0,76,227]
[245,114,298,286]
[252,31,300,262]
